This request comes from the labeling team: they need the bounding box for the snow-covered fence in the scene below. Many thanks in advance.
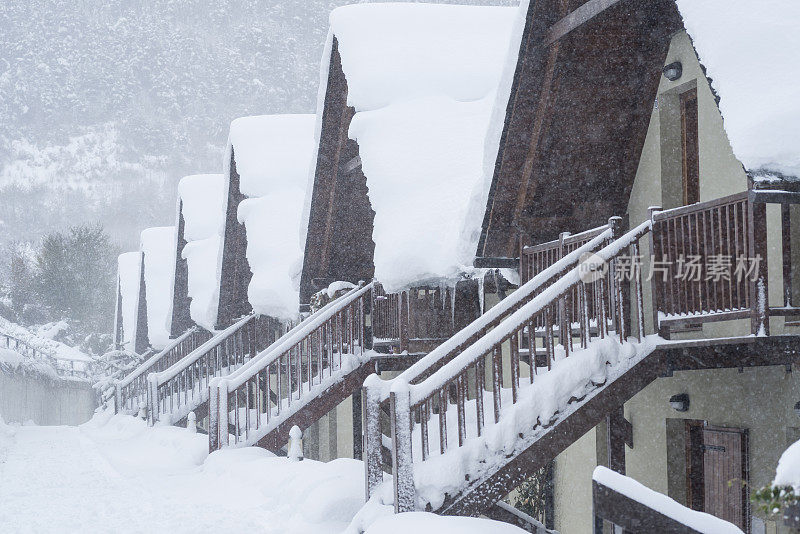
[115,327,212,414]
[1,332,91,380]
[146,314,284,425]
[370,217,651,513]
[0,369,96,425]
[209,282,374,451]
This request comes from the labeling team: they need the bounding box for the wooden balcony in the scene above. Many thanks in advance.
[521,183,800,339]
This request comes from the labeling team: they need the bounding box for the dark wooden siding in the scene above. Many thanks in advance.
[479,0,683,258]
[134,252,150,354]
[169,202,193,337]
[300,37,375,308]
[216,149,254,329]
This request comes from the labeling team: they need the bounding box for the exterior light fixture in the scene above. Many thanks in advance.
[669,393,690,412]
[794,401,800,418]
[663,61,683,81]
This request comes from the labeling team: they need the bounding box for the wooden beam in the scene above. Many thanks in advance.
[545,0,625,45]
[593,480,705,533]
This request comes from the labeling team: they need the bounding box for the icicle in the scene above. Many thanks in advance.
[450,281,457,324]
[478,273,485,314]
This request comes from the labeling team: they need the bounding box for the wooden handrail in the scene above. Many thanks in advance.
[115,327,212,414]
[209,282,373,451]
[146,314,283,425]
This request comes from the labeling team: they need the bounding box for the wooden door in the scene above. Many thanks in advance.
[702,427,749,531]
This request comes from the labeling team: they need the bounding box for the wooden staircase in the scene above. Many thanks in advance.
[360,218,653,520]
[145,314,284,426]
[208,282,375,453]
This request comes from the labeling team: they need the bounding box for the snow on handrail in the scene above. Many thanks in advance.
[408,220,650,403]
[118,326,199,388]
[210,281,374,450]
[221,281,374,391]
[150,314,252,384]
[369,227,614,402]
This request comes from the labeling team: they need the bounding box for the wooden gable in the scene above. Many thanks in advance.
[216,149,254,329]
[299,37,376,309]
[168,200,193,337]
[478,0,683,259]
[134,251,150,354]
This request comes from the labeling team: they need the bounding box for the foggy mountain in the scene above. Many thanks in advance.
[0,0,515,256]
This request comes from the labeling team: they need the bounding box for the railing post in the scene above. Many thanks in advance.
[399,290,410,353]
[608,217,627,341]
[209,381,220,452]
[114,382,122,414]
[648,207,663,338]
[747,193,770,335]
[631,241,645,343]
[363,379,383,500]
[390,382,415,513]
[146,374,158,426]
[558,232,570,354]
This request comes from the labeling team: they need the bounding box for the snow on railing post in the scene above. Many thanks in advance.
[146,374,158,426]
[363,378,383,500]
[747,194,770,335]
[218,382,229,448]
[390,380,415,513]
[208,381,220,452]
[186,411,197,433]
[288,425,303,461]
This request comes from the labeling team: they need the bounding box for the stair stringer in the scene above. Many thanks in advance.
[436,348,667,517]
[254,360,375,453]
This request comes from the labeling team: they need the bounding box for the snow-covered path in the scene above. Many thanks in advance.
[0,414,364,533]
[0,425,166,531]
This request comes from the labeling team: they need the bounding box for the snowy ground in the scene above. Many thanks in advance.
[0,412,364,533]
[0,411,528,533]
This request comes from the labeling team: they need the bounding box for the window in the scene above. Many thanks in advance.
[681,88,700,205]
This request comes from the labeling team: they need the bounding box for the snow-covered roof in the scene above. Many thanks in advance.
[676,1,800,178]
[228,114,316,320]
[177,173,226,331]
[117,251,142,350]
[178,174,225,241]
[312,3,516,292]
[140,227,176,349]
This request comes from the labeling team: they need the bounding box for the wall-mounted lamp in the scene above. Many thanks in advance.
[663,61,683,82]
[794,401,800,418]
[669,393,690,412]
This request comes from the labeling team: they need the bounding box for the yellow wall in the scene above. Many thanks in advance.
[553,31,798,533]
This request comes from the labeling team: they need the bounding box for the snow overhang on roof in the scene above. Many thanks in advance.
[320,3,517,292]
[177,173,226,331]
[140,227,176,350]
[676,0,800,179]
[117,251,143,349]
[226,114,316,320]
